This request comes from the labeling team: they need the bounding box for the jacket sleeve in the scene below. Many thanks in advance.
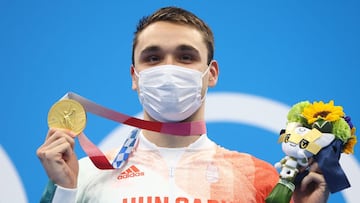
[39,180,77,203]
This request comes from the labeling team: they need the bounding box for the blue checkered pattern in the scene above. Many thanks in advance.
[111,129,139,168]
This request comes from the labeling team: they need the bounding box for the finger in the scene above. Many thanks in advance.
[309,162,322,174]
[300,171,327,192]
[49,140,76,162]
[37,136,75,161]
[37,131,76,163]
[39,141,70,162]
[46,128,76,140]
[43,129,76,148]
[42,135,75,154]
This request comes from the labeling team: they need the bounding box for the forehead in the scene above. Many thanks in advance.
[134,21,207,58]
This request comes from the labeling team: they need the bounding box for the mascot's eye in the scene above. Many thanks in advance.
[299,139,309,149]
[284,134,290,143]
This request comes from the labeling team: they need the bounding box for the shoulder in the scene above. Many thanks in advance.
[216,145,278,176]
[215,146,275,169]
[215,146,279,199]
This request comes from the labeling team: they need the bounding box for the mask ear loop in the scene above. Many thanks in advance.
[202,60,213,77]
[200,61,213,102]
[133,67,140,78]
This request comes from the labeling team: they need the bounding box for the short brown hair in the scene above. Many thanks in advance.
[132,6,214,65]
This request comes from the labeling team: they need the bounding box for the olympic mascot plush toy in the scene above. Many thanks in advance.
[266,100,357,203]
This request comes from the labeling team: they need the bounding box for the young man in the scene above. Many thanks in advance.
[37,6,329,202]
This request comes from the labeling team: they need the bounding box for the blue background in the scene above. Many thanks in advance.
[0,1,359,202]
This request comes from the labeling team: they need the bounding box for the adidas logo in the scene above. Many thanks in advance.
[117,165,144,180]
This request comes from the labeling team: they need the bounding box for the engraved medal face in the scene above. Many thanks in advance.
[47,99,87,135]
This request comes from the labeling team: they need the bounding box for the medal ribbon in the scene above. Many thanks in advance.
[65,92,206,135]
[63,92,206,170]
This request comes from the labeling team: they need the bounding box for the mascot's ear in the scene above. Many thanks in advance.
[279,129,285,135]
[278,129,287,143]
[285,122,302,132]
[315,133,335,148]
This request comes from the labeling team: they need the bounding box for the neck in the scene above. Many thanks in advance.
[142,130,201,148]
[142,106,206,148]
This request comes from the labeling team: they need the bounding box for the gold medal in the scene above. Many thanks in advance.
[47,99,87,135]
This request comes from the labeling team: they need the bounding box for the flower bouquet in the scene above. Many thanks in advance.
[265,100,357,203]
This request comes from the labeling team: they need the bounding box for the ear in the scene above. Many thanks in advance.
[208,60,219,87]
[130,65,138,90]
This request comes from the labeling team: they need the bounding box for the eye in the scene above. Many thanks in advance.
[284,134,291,143]
[146,55,161,64]
[179,54,193,63]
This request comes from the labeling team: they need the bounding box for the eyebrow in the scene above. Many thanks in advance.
[139,44,201,57]
[139,45,161,57]
[176,44,200,55]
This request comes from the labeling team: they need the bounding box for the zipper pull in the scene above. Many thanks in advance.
[169,167,175,177]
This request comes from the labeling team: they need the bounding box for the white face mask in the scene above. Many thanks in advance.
[134,64,210,122]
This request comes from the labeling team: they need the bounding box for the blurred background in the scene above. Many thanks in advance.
[0,1,359,202]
